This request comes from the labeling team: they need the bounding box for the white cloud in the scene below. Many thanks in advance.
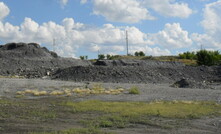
[1,2,194,58]
[0,17,152,57]
[81,0,192,23]
[129,46,171,56]
[0,2,10,20]
[191,0,221,50]
[201,0,221,41]
[2,16,194,57]
[60,0,68,7]
[80,0,88,4]
[150,23,192,49]
[143,0,193,18]
[92,0,155,23]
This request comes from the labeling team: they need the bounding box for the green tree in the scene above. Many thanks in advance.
[80,56,88,60]
[134,51,145,57]
[139,51,145,56]
[106,54,113,60]
[179,51,196,60]
[135,51,139,56]
[196,50,220,66]
[98,54,105,60]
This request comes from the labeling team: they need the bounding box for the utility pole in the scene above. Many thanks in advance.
[53,38,56,52]
[98,49,100,59]
[126,30,129,56]
[200,44,203,50]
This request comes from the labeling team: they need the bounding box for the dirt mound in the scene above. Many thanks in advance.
[0,42,220,85]
[52,64,221,84]
[0,43,92,78]
[0,42,58,59]
[171,79,209,88]
[94,59,185,67]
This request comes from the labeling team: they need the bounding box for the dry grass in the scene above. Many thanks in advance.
[15,84,125,97]
[0,75,25,79]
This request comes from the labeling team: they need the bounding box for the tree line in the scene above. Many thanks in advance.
[179,50,221,66]
[80,50,221,66]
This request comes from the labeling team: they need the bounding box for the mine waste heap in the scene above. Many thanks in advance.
[0,42,220,86]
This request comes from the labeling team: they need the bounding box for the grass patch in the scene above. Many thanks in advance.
[72,100,221,130]
[0,75,25,79]
[15,84,125,97]
[1,98,221,133]
[0,99,56,120]
[128,86,140,94]
[63,100,221,118]
[81,114,129,129]
[29,127,112,134]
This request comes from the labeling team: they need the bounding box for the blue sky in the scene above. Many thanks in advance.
[0,0,221,58]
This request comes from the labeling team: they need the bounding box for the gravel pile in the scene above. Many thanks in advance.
[171,78,210,89]
[0,42,220,85]
[0,43,92,78]
[52,64,221,84]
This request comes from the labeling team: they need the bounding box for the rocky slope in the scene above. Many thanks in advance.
[0,42,220,86]
[0,43,91,78]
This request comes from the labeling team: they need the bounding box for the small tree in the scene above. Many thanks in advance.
[98,54,105,60]
[80,56,88,60]
[135,51,145,56]
[139,51,145,56]
[179,51,196,60]
[80,56,85,60]
[106,54,113,60]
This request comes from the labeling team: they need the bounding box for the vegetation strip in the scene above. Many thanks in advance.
[63,100,221,118]
[1,99,221,134]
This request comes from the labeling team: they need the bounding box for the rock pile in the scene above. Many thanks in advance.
[52,64,220,84]
[0,42,220,85]
[0,43,91,78]
[171,79,209,89]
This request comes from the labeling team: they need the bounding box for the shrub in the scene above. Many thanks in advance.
[135,51,145,57]
[80,56,88,60]
[106,54,114,60]
[129,86,140,94]
[98,54,105,60]
[179,51,196,60]
[196,50,221,66]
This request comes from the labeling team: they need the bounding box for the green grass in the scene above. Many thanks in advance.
[1,99,221,133]
[81,115,129,128]
[63,100,221,118]
[128,86,140,94]
[29,128,112,134]
[0,99,56,120]
[62,100,221,130]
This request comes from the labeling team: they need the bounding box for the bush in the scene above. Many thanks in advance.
[135,51,145,57]
[80,56,88,60]
[179,51,196,60]
[98,54,105,60]
[196,50,221,66]
[129,86,140,94]
[106,54,114,60]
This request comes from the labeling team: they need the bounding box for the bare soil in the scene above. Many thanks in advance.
[0,78,221,134]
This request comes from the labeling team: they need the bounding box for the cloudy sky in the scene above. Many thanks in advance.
[0,0,221,58]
